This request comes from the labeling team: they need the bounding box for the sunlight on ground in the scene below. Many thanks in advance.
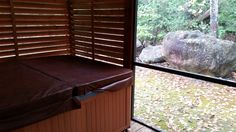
[134,66,236,132]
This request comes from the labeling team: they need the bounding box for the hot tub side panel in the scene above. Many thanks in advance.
[14,86,131,132]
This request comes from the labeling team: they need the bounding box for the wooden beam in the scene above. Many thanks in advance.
[123,0,134,69]
[10,0,19,58]
[67,0,75,56]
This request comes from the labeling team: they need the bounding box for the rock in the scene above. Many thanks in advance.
[143,40,152,47]
[139,45,165,64]
[136,39,144,57]
[162,30,236,77]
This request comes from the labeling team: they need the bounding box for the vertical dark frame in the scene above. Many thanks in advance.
[124,0,135,69]
[9,0,19,58]
[130,0,163,131]
[131,0,137,119]
[67,0,75,56]
[91,0,95,60]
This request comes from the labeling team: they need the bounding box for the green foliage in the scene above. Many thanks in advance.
[219,0,236,38]
[137,0,188,43]
[137,0,236,44]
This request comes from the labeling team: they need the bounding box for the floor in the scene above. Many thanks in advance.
[128,121,155,132]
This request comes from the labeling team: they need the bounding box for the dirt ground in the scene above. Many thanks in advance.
[134,66,236,131]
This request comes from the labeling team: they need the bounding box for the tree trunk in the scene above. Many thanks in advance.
[210,0,219,37]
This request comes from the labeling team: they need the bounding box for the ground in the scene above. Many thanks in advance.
[134,66,236,132]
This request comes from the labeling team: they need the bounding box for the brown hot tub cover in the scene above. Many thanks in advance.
[21,56,133,95]
[0,61,74,131]
[0,56,132,131]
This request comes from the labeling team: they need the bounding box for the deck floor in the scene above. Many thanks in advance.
[129,121,155,132]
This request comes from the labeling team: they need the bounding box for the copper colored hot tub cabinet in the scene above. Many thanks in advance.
[15,85,132,132]
[0,0,134,131]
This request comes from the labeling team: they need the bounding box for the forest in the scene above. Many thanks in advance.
[137,0,236,45]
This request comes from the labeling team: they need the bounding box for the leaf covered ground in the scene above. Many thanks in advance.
[134,66,236,132]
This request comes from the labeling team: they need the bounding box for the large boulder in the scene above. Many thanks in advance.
[162,30,236,77]
[139,45,165,64]
[136,39,144,57]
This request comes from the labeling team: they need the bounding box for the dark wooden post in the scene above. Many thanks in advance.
[9,0,19,58]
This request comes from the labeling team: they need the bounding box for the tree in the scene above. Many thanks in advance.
[210,0,219,37]
[137,0,236,42]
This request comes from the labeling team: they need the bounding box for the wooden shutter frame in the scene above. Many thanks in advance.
[0,0,134,68]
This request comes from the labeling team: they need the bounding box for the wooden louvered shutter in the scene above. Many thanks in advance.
[0,0,16,62]
[13,0,70,59]
[70,0,132,67]
[93,0,125,66]
[70,0,93,59]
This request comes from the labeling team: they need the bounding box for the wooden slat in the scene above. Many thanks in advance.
[95,49,123,58]
[14,8,67,14]
[16,25,69,28]
[71,20,92,26]
[0,57,16,63]
[17,30,69,37]
[71,16,91,21]
[0,20,13,25]
[15,21,68,26]
[19,45,69,54]
[0,27,12,33]
[13,0,66,6]
[0,50,16,56]
[94,39,123,47]
[0,15,11,21]
[18,40,69,49]
[73,31,92,37]
[0,7,11,13]
[74,45,92,52]
[0,39,14,45]
[71,3,91,10]
[14,1,67,9]
[16,26,68,32]
[17,36,68,44]
[0,1,10,7]
[94,16,124,22]
[94,33,124,41]
[19,50,69,59]
[74,41,92,47]
[94,22,124,28]
[73,26,92,32]
[72,0,92,5]
[94,27,124,35]
[94,44,123,53]
[0,33,13,38]
[71,10,91,15]
[93,10,124,15]
[0,45,15,51]
[15,15,68,21]
[16,19,68,23]
[74,50,92,58]
[94,54,123,64]
[74,36,92,42]
[93,2,124,9]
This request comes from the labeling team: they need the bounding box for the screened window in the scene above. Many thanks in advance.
[133,0,236,131]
